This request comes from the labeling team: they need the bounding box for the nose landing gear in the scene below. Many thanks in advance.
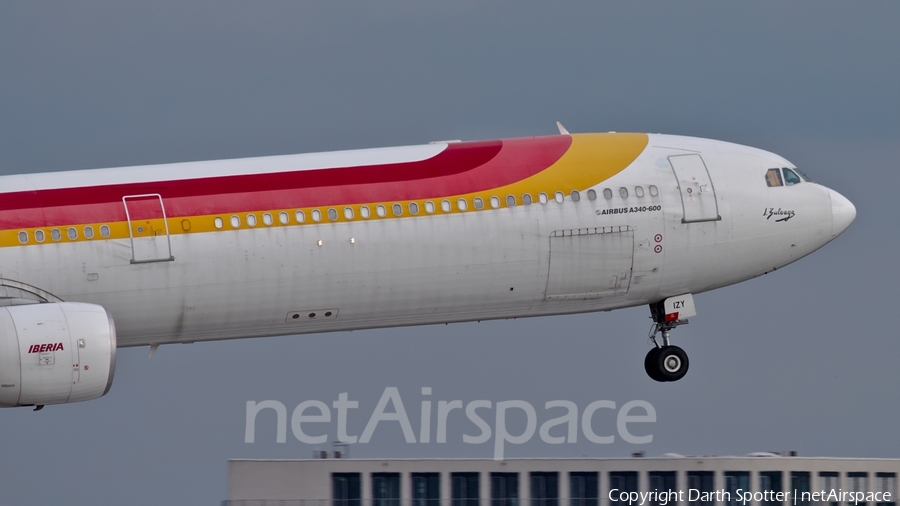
[645,295,695,382]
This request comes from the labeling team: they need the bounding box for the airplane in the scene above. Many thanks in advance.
[0,126,855,409]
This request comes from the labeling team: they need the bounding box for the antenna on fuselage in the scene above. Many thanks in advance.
[556,121,570,135]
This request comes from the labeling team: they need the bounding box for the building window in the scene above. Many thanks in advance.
[452,473,479,506]
[333,473,361,506]
[649,472,676,506]
[412,473,440,506]
[569,472,598,506]
[792,472,811,506]
[688,471,714,506]
[760,471,783,506]
[725,472,750,506]
[877,473,896,506]
[531,472,558,506]
[492,472,519,506]
[610,472,638,496]
[819,472,839,506]
[849,473,868,506]
[373,473,401,506]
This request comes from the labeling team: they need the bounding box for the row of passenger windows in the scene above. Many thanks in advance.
[213,186,660,230]
[18,225,111,244]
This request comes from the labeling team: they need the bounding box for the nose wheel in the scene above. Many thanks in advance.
[645,297,693,382]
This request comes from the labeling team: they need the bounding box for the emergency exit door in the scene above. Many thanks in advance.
[122,194,174,263]
[668,154,721,223]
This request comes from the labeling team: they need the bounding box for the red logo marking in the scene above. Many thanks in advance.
[27,342,65,353]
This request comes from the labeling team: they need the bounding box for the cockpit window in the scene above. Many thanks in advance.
[794,168,812,182]
[783,168,802,186]
[765,168,783,187]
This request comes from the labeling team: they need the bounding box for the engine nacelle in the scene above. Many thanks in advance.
[0,302,116,408]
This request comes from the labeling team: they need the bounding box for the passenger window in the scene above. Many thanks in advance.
[506,195,516,207]
[262,213,274,226]
[587,189,597,201]
[84,226,94,238]
[344,207,354,220]
[18,231,27,244]
[490,196,500,209]
[765,168,783,187]
[327,208,338,221]
[571,190,580,202]
[649,185,659,197]
[35,230,45,242]
[457,198,468,211]
[619,187,629,198]
[311,210,321,222]
[783,168,802,186]
[360,206,371,219]
[473,197,484,210]
[294,211,304,223]
[100,225,111,237]
[538,193,548,204]
[522,194,532,205]
[230,216,241,228]
[603,188,613,200]
[67,227,78,240]
[376,205,387,217]
[635,186,645,197]
[392,203,402,216]
[246,214,257,227]
[408,202,419,215]
[554,191,564,203]
[425,201,435,214]
[440,200,451,212]
[279,212,289,224]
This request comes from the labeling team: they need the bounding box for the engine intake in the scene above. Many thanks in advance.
[0,302,116,408]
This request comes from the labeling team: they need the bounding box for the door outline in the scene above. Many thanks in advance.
[668,154,721,223]
[122,194,175,264]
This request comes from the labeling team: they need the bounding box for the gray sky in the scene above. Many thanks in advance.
[1,2,898,505]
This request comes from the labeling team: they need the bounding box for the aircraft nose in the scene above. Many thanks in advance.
[829,188,856,237]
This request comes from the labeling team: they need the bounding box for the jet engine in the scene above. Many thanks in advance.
[0,302,116,408]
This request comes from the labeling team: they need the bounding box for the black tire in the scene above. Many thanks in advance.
[655,345,689,382]
[644,347,666,382]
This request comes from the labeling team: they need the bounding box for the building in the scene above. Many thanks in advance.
[224,455,899,506]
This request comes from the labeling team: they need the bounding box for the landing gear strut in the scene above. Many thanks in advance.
[644,296,694,382]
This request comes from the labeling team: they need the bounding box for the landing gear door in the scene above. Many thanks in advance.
[668,154,721,223]
[122,194,175,264]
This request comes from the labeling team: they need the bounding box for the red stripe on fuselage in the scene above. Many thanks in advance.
[0,136,571,228]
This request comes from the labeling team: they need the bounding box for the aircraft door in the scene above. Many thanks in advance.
[122,194,175,263]
[668,154,721,223]
[545,226,634,300]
